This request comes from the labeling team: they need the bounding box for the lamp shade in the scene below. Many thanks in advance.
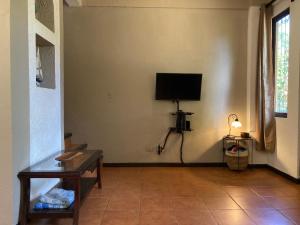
[227,113,242,137]
[231,119,242,128]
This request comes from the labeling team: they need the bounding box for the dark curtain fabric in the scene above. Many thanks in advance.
[255,5,276,152]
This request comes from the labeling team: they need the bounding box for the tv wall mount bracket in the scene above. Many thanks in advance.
[157,100,193,164]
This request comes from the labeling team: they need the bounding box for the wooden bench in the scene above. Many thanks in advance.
[18,150,103,225]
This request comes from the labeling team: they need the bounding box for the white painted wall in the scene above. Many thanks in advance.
[0,1,64,224]
[81,0,250,8]
[247,0,300,178]
[28,0,64,198]
[269,0,300,178]
[0,1,13,224]
[64,2,249,163]
[11,0,31,222]
[60,0,65,148]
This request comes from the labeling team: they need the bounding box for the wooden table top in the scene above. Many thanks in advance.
[18,150,103,178]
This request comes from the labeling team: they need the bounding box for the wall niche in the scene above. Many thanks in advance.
[35,0,55,32]
[36,34,55,89]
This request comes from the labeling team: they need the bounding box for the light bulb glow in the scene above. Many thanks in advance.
[231,120,242,128]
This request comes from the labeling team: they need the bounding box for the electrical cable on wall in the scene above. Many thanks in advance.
[155,73,202,164]
[180,132,184,164]
[157,100,192,164]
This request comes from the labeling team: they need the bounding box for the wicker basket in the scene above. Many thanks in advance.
[225,152,248,171]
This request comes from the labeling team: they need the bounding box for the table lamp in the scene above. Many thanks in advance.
[227,113,242,137]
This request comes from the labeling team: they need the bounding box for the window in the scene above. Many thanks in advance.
[272,9,290,118]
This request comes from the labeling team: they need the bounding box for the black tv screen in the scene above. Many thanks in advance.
[155,73,202,100]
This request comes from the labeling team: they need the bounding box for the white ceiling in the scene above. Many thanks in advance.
[65,0,270,8]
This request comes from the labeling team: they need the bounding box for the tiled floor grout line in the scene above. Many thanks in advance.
[274,208,298,225]
[207,208,221,225]
[241,208,259,225]
[30,168,300,224]
[99,195,111,225]
[227,193,259,225]
[228,191,299,225]
[138,194,141,225]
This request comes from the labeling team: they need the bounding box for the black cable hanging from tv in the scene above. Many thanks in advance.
[157,100,193,164]
[180,132,184,164]
[155,73,202,164]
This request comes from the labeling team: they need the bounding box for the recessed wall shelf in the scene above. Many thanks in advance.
[35,0,55,32]
[36,34,55,89]
[36,34,53,46]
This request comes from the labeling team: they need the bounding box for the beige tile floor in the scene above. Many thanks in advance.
[30,167,300,225]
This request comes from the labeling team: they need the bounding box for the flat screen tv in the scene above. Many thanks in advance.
[155,73,202,101]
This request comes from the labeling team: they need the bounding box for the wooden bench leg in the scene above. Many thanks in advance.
[73,178,81,225]
[97,158,102,189]
[18,177,30,225]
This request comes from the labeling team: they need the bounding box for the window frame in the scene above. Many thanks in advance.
[272,8,290,118]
